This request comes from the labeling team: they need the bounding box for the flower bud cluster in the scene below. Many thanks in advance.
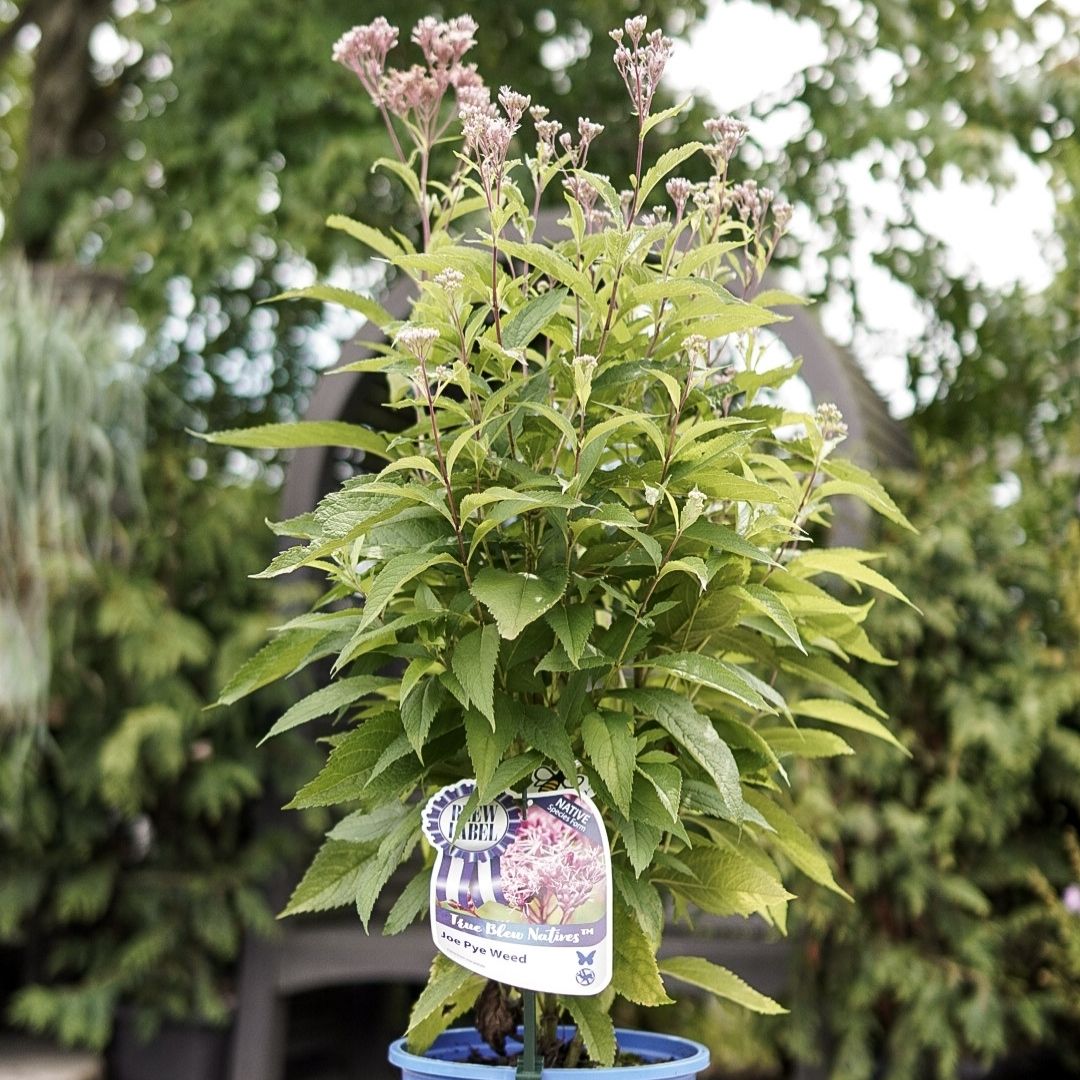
[332,18,399,100]
[461,84,531,186]
[334,16,484,135]
[434,268,464,294]
[703,115,749,174]
[666,176,693,218]
[395,325,440,361]
[815,402,849,442]
[610,16,674,120]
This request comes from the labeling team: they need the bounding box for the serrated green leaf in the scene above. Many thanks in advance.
[641,95,693,137]
[743,789,849,898]
[565,994,617,1066]
[281,840,371,917]
[384,868,430,936]
[636,141,703,207]
[818,457,915,531]
[653,847,794,917]
[503,287,568,350]
[734,584,806,653]
[793,698,909,754]
[682,520,776,565]
[451,624,500,726]
[659,956,787,1015]
[613,864,664,948]
[582,711,636,817]
[328,803,411,844]
[612,903,673,1005]
[270,284,394,328]
[406,955,486,1052]
[260,675,393,744]
[544,604,594,667]
[758,726,854,759]
[790,548,917,608]
[620,687,745,820]
[637,653,771,711]
[216,629,325,706]
[327,213,406,261]
[201,420,387,457]
[360,552,460,631]
[356,817,421,930]
[470,567,567,640]
[465,708,512,792]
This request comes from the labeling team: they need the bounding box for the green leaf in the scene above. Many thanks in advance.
[734,584,806,653]
[743,789,849,898]
[653,847,794,917]
[613,864,664,948]
[406,955,486,1053]
[682,520,776,565]
[216,629,325,706]
[611,903,673,1006]
[451,624,500,726]
[270,284,394,328]
[327,213,406,262]
[328,803,411,844]
[476,750,544,804]
[470,568,567,640]
[636,141,703,207]
[638,654,772,712]
[356,818,421,930]
[519,706,578,786]
[779,654,885,716]
[384,869,430,936]
[659,957,787,1015]
[544,604,594,667]
[616,815,663,878]
[400,677,446,756]
[793,698,909,754]
[582,711,636,816]
[818,458,916,531]
[759,726,854,759]
[281,840,371,916]
[641,95,693,137]
[260,675,393,743]
[465,709,509,792]
[360,552,460,631]
[620,688,744,820]
[201,420,388,458]
[565,995,617,1067]
[497,239,597,305]
[790,548,917,608]
[503,287,568,350]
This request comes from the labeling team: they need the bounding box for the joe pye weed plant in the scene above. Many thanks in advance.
[210,13,913,1068]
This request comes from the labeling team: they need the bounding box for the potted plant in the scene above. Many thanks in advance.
[209,12,911,1076]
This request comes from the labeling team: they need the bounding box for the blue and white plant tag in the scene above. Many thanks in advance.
[421,766,613,995]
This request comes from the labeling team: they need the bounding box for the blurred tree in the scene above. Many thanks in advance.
[782,460,1080,1080]
[0,0,705,430]
[754,0,1080,451]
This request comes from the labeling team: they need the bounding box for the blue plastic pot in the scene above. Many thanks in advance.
[388,1026,710,1079]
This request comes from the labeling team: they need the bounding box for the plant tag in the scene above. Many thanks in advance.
[421,767,612,995]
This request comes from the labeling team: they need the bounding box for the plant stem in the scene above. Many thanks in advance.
[419,360,472,584]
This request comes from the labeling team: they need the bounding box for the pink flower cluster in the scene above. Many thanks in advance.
[500,807,605,924]
[610,15,674,121]
[332,15,483,127]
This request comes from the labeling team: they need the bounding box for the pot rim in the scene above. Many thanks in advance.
[388,1025,710,1078]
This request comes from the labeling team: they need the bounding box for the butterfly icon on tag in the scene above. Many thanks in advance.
[576,950,596,966]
